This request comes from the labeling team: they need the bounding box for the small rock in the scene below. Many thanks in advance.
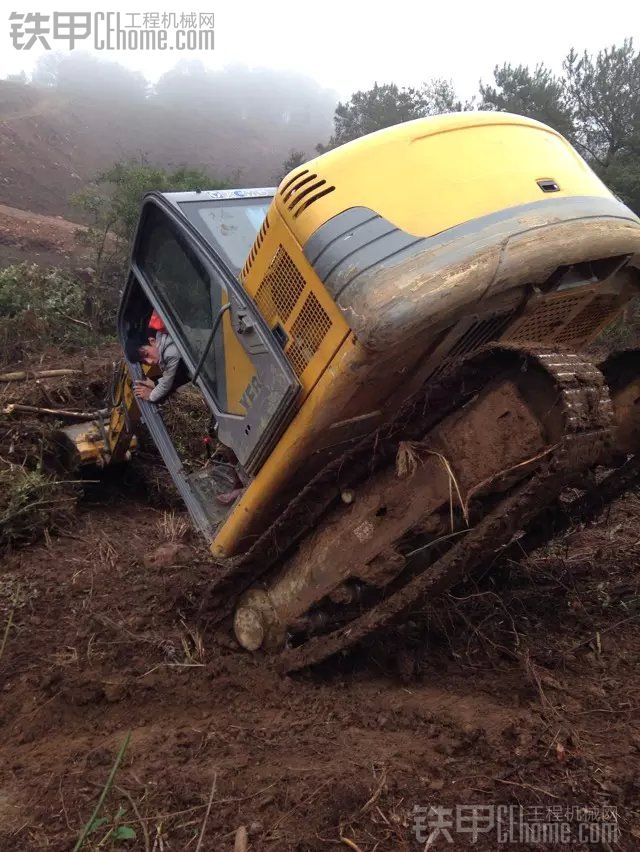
[143,543,194,571]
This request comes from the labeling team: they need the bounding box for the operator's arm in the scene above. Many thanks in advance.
[148,351,181,403]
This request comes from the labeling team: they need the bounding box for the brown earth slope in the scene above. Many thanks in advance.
[0,202,91,268]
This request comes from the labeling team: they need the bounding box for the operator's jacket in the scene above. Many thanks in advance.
[149,332,185,403]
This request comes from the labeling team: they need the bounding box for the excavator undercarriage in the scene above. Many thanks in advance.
[63,338,640,670]
[215,343,640,671]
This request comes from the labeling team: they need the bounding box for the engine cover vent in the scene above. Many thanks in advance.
[241,214,270,280]
[286,292,332,377]
[280,168,335,219]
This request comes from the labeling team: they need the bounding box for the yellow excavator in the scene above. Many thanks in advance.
[65,111,640,669]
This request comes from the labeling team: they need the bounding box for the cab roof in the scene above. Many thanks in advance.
[161,187,276,209]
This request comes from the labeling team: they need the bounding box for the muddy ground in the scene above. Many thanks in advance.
[1,364,640,851]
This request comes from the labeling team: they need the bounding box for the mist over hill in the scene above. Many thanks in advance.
[0,53,336,217]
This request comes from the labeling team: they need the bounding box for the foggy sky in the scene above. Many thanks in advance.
[2,0,639,98]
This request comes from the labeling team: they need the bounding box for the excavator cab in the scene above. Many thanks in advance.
[115,189,301,535]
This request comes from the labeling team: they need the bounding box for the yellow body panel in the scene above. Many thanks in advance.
[276,112,610,244]
[212,331,359,557]
[220,290,255,416]
[241,205,350,398]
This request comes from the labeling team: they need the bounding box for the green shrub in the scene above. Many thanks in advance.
[0,263,114,359]
[72,158,227,281]
[0,263,84,318]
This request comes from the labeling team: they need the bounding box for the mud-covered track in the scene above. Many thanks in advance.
[277,348,614,669]
[208,345,620,668]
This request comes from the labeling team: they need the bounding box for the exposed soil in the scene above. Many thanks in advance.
[0,79,332,219]
[0,203,91,269]
[1,359,640,850]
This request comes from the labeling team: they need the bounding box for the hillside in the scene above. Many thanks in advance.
[0,80,333,217]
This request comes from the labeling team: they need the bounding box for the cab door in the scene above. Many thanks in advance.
[126,195,300,473]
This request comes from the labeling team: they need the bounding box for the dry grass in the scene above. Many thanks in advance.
[395,440,422,479]
[157,511,189,543]
[180,620,205,664]
[395,440,468,527]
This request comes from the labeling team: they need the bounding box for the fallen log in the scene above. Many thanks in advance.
[1,403,107,422]
[0,368,83,382]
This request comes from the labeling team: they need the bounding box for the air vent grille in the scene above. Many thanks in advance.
[449,314,514,359]
[280,169,309,196]
[428,313,515,381]
[241,214,269,279]
[555,293,620,345]
[508,291,587,342]
[294,185,335,217]
[286,292,332,377]
[254,246,305,324]
[507,289,622,347]
[280,168,335,218]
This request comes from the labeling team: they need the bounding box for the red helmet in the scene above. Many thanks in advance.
[148,310,167,333]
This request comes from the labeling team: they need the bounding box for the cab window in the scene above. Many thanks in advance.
[179,197,270,274]
[136,204,224,400]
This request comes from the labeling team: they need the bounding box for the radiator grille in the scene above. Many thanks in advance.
[428,313,515,381]
[555,293,620,345]
[286,293,332,377]
[254,246,305,325]
[508,290,621,346]
[448,314,515,359]
[508,291,586,342]
[253,245,334,378]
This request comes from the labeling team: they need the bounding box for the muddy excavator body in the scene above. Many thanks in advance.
[67,112,640,667]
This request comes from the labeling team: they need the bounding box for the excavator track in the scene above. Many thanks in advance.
[496,349,640,561]
[276,347,614,671]
[208,344,617,670]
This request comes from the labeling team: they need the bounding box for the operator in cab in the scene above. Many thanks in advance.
[126,312,189,403]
